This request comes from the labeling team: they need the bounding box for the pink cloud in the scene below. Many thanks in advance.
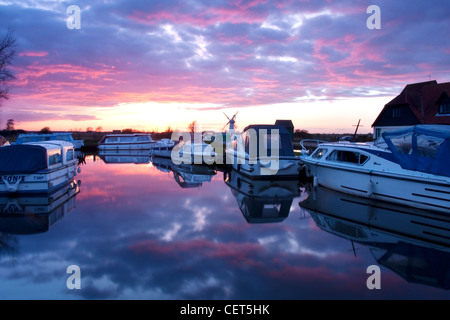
[18,51,48,57]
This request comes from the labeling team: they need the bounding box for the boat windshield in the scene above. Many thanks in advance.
[382,125,450,177]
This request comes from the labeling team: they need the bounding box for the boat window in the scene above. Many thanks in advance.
[136,136,150,142]
[106,137,118,143]
[390,132,412,154]
[120,136,135,142]
[48,151,62,166]
[416,134,444,157]
[66,149,74,161]
[326,150,369,165]
[311,148,328,159]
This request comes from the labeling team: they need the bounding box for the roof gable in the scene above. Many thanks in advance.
[372,80,450,127]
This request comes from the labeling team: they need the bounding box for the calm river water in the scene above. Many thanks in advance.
[0,154,448,300]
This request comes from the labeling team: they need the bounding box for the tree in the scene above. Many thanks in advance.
[40,127,51,134]
[0,28,16,106]
[5,118,14,131]
[95,126,103,132]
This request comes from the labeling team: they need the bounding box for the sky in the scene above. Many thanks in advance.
[0,0,449,133]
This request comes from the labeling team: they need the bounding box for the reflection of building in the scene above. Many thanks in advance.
[372,80,450,139]
[152,156,216,189]
[300,186,450,290]
[0,180,80,235]
[225,169,302,223]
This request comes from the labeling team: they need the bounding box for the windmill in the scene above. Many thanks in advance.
[222,112,238,133]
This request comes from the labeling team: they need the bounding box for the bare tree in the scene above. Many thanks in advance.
[0,28,16,106]
[188,120,196,133]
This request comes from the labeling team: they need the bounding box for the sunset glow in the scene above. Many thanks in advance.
[1,1,449,134]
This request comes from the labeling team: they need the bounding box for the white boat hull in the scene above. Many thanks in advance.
[303,159,450,214]
[229,154,302,179]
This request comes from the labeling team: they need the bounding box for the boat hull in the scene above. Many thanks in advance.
[229,154,302,179]
[0,163,79,194]
[303,159,450,214]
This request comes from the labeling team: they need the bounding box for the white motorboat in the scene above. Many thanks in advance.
[224,169,302,223]
[150,138,175,158]
[98,133,155,151]
[0,141,80,194]
[15,132,84,149]
[226,124,302,179]
[301,125,450,214]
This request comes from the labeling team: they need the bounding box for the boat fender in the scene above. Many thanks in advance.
[367,180,373,197]
[77,167,81,174]
[313,176,318,188]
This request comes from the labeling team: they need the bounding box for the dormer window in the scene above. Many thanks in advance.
[439,103,450,114]
[437,92,450,115]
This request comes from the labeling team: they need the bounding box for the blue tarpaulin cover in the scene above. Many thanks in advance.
[382,125,450,178]
[0,144,48,175]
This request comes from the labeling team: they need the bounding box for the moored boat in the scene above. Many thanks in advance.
[301,125,450,214]
[0,140,80,194]
[226,124,302,179]
[15,132,84,149]
[150,138,175,158]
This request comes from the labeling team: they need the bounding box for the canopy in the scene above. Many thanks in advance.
[242,124,295,157]
[0,144,48,175]
[382,125,450,177]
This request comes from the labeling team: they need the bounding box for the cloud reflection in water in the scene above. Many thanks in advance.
[0,156,448,299]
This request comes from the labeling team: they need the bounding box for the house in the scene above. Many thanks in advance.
[372,80,450,139]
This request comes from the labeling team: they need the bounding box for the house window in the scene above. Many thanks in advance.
[439,103,450,114]
[392,106,402,118]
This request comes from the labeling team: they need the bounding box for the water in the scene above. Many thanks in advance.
[0,155,448,300]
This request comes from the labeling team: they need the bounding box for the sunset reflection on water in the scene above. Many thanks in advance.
[0,155,448,300]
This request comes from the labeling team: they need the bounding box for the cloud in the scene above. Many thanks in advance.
[0,0,449,120]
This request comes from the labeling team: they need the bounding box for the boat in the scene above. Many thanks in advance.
[226,124,302,179]
[0,180,80,235]
[299,185,450,290]
[225,169,303,223]
[98,149,151,164]
[150,138,175,158]
[0,140,80,194]
[301,125,450,214]
[15,132,84,149]
[98,133,155,151]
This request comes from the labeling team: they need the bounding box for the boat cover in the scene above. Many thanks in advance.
[0,144,48,175]
[382,125,450,177]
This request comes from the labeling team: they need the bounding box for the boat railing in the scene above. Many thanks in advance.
[298,139,329,155]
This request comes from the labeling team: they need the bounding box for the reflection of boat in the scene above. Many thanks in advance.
[0,141,80,194]
[98,133,155,151]
[226,124,301,179]
[225,168,302,223]
[301,125,450,214]
[15,132,84,149]
[0,179,80,235]
[152,156,216,188]
[150,138,175,158]
[299,185,450,290]
[98,149,151,164]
